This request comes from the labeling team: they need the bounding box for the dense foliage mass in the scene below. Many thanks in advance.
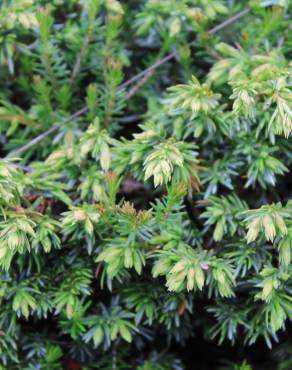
[0,0,291,369]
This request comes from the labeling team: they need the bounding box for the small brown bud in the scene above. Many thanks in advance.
[74,210,86,221]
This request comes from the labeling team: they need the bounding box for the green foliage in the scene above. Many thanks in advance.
[0,0,291,369]
[201,194,248,241]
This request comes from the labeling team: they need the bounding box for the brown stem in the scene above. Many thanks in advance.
[70,27,94,85]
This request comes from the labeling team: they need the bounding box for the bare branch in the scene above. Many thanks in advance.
[207,8,250,35]
[70,28,94,85]
[6,106,88,158]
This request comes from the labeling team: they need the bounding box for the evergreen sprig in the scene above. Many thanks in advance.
[0,0,291,369]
